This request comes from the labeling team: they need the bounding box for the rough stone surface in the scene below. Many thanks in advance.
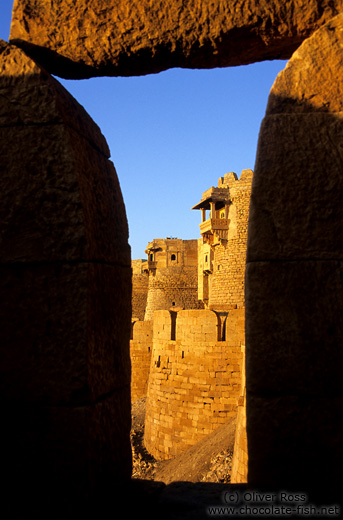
[132,259,149,321]
[130,320,153,401]
[247,395,342,492]
[247,14,343,262]
[9,0,342,78]
[0,40,129,264]
[246,260,343,397]
[0,40,132,507]
[246,14,343,496]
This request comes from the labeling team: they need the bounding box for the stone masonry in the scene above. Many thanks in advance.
[131,259,148,321]
[130,320,153,402]
[144,238,203,321]
[144,309,245,460]
[3,0,342,508]
[0,39,132,510]
[192,170,253,311]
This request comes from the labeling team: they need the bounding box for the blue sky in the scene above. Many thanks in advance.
[1,1,287,259]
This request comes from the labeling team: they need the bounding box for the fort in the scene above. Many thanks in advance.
[1,1,342,516]
[130,168,253,481]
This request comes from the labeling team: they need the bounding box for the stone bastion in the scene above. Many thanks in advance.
[131,308,245,461]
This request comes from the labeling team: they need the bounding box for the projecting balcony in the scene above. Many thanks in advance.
[199,218,230,235]
[143,261,157,272]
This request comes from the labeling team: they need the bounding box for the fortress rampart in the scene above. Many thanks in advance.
[130,320,153,402]
[131,259,149,321]
[144,309,245,460]
[230,345,248,483]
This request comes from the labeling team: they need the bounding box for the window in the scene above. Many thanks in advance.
[150,253,153,261]
[171,253,176,261]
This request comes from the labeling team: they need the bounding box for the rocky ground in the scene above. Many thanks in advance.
[131,397,234,484]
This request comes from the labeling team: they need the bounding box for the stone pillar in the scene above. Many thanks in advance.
[210,201,215,219]
[0,41,132,512]
[246,15,343,499]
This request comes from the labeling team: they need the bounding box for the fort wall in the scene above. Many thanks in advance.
[144,309,245,460]
[130,320,153,402]
[131,259,149,321]
[230,345,248,483]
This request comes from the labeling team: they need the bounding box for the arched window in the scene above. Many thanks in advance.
[171,253,176,261]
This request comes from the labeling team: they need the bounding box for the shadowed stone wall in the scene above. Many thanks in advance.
[246,14,343,495]
[0,40,132,510]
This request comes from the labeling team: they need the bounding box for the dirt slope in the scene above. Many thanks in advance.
[131,397,237,484]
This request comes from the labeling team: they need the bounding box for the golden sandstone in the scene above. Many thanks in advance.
[10,0,340,77]
[0,0,342,513]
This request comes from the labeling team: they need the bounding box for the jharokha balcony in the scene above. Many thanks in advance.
[143,260,157,272]
[199,217,230,235]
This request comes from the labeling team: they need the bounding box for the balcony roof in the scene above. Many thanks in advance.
[191,186,231,210]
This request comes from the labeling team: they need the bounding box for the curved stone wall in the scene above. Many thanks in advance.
[144,238,203,321]
[144,310,244,460]
[144,265,201,321]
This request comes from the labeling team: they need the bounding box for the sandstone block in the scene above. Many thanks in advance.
[0,41,109,155]
[9,1,340,78]
[247,394,342,493]
[0,262,131,405]
[0,42,129,264]
[248,14,343,262]
[266,14,343,115]
[2,388,132,511]
[248,112,343,261]
[246,15,343,496]
[0,40,132,500]
[246,260,343,397]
